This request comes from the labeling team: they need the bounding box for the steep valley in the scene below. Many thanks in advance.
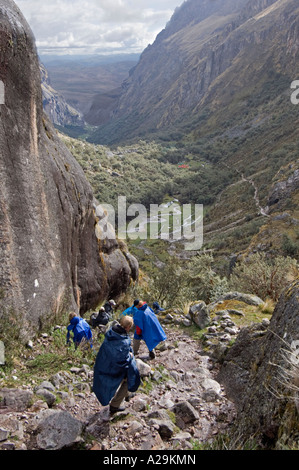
[1,0,299,453]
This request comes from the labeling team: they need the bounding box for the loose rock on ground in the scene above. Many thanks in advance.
[0,325,236,450]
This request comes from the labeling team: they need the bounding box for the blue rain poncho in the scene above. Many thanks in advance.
[133,303,167,352]
[93,325,141,406]
[119,305,138,317]
[67,316,93,347]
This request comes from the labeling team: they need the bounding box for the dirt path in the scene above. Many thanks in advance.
[0,324,236,451]
[62,325,236,450]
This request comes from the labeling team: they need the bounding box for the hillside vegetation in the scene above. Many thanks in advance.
[66,0,299,276]
[61,134,299,306]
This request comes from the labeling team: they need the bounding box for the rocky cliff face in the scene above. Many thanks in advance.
[218,279,299,448]
[40,63,85,128]
[89,0,299,144]
[0,0,138,340]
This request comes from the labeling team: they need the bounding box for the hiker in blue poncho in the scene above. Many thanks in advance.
[66,312,93,349]
[93,315,141,414]
[133,300,167,360]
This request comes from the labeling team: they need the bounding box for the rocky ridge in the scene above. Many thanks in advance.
[40,63,85,128]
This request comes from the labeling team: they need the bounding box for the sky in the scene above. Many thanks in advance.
[14,0,183,56]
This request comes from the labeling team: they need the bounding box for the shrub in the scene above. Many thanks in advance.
[281,234,299,258]
[184,251,229,303]
[230,252,299,301]
[146,257,187,309]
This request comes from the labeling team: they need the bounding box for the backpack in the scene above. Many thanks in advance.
[96,310,110,326]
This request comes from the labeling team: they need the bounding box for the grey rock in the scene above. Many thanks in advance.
[35,410,83,450]
[0,428,9,442]
[126,421,144,436]
[136,359,152,377]
[36,381,56,393]
[73,382,90,393]
[35,389,56,407]
[224,327,239,335]
[40,63,84,128]
[0,0,138,339]
[189,302,210,329]
[218,280,299,448]
[227,309,245,317]
[171,401,199,429]
[182,318,192,327]
[171,431,192,446]
[131,397,148,412]
[50,373,67,388]
[0,415,24,441]
[1,442,15,450]
[216,292,264,306]
[146,409,176,439]
[149,418,175,439]
[201,378,222,402]
[0,388,33,412]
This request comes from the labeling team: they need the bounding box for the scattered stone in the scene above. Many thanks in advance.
[1,441,15,450]
[126,420,144,436]
[216,292,264,306]
[0,389,33,412]
[227,309,245,317]
[0,312,241,450]
[171,401,199,429]
[182,318,192,327]
[148,418,176,439]
[189,302,210,329]
[34,410,83,450]
[0,428,9,442]
[136,359,152,377]
[130,396,149,412]
[35,389,56,407]
[36,381,56,393]
[170,431,192,446]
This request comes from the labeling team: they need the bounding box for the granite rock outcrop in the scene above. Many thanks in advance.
[0,0,138,339]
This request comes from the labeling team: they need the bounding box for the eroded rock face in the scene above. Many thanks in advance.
[218,280,299,449]
[0,0,138,338]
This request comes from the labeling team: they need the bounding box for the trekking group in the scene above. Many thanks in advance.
[66,299,166,414]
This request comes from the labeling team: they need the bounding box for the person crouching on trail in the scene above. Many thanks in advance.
[93,315,141,414]
[133,300,167,360]
[66,312,93,349]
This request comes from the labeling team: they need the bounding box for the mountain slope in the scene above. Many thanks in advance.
[89,0,292,144]
[40,63,85,128]
[85,0,299,263]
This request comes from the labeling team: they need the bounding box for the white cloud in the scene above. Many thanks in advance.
[14,0,183,55]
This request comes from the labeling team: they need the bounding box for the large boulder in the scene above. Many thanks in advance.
[218,279,299,449]
[32,410,83,450]
[0,0,138,339]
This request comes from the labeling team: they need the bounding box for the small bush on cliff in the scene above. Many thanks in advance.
[230,252,299,301]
